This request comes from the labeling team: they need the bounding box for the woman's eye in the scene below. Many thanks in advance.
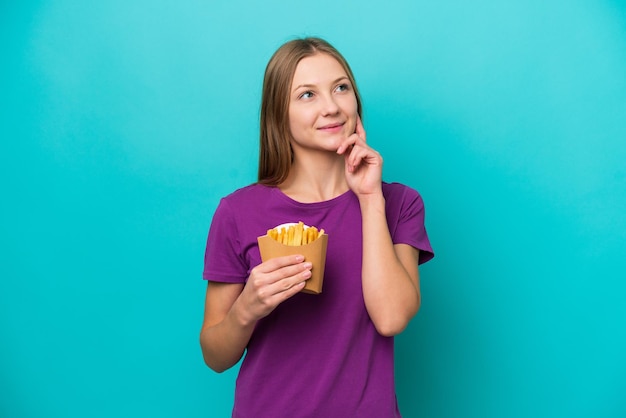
[299,91,314,99]
[335,83,349,92]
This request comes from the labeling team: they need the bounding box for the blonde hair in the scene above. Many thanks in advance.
[258,37,363,186]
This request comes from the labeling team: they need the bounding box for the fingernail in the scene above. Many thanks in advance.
[304,262,312,269]
[295,255,304,262]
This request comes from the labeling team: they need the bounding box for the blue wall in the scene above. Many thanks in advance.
[2,1,625,417]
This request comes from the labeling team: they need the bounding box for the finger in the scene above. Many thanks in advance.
[263,265,311,303]
[337,132,366,155]
[346,144,381,172]
[271,266,311,293]
[267,277,308,305]
[248,259,310,295]
[256,254,305,273]
[347,140,374,163]
[346,148,367,173]
[264,261,312,286]
[336,135,355,155]
[355,114,366,142]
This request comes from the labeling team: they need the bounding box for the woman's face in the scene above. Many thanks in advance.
[288,53,358,154]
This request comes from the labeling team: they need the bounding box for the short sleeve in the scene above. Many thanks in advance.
[390,186,435,265]
[202,198,249,283]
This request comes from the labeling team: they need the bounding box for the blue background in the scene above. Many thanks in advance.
[2,1,625,417]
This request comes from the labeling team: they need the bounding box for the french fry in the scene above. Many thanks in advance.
[302,226,309,245]
[293,221,303,246]
[266,222,324,245]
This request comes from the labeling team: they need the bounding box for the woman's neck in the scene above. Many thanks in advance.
[278,153,348,203]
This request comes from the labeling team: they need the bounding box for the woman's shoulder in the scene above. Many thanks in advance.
[382,181,427,215]
[213,183,277,222]
[382,181,422,200]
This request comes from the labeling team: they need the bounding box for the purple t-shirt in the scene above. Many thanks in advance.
[203,182,434,418]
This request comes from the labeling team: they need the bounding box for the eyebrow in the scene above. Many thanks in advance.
[292,76,349,92]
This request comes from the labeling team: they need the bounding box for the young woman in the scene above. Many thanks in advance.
[200,37,434,417]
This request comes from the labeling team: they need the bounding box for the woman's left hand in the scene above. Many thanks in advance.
[336,115,383,197]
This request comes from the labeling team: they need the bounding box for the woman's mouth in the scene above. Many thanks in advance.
[318,122,344,133]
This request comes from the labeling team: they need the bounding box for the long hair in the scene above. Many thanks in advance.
[258,37,363,186]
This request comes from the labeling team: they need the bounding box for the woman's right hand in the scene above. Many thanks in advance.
[200,254,311,372]
[236,255,312,324]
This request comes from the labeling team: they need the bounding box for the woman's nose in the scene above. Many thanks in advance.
[320,94,340,115]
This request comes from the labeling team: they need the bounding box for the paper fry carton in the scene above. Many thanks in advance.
[257,232,328,294]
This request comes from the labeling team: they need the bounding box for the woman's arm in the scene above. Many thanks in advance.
[200,255,312,372]
[200,281,252,373]
[338,116,421,336]
[359,193,421,336]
